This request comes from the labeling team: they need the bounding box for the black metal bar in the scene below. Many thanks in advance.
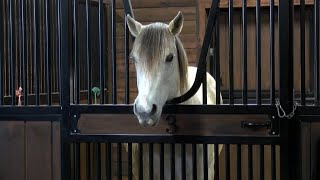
[45,0,51,105]
[170,143,175,180]
[122,0,134,17]
[192,144,197,180]
[270,0,275,105]
[214,144,219,180]
[66,134,281,145]
[167,0,219,104]
[260,145,264,180]
[9,0,15,105]
[279,0,294,180]
[215,14,220,105]
[86,143,91,180]
[138,143,143,180]
[73,0,79,104]
[225,144,230,180]
[256,0,261,105]
[128,143,133,180]
[117,142,122,180]
[0,0,3,105]
[300,0,306,105]
[248,144,253,180]
[271,145,276,180]
[95,143,101,180]
[33,0,40,105]
[70,104,277,115]
[99,0,104,104]
[228,0,234,105]
[203,67,207,104]
[57,0,62,104]
[242,0,248,105]
[124,14,130,104]
[314,0,319,105]
[20,0,27,106]
[106,143,111,180]
[60,0,71,178]
[237,144,241,180]
[86,0,91,104]
[160,143,164,180]
[149,143,154,180]
[181,144,186,180]
[111,0,117,104]
[203,144,208,180]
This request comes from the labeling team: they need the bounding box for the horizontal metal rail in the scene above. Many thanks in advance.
[67,134,281,144]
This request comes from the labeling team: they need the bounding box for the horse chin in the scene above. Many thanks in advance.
[137,115,161,127]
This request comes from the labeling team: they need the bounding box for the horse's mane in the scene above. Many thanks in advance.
[131,22,189,94]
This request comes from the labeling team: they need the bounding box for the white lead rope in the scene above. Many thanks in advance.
[275,100,298,119]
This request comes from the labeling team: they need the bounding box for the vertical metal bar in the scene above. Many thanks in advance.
[203,67,207,104]
[33,0,40,105]
[45,0,51,105]
[225,144,230,180]
[203,144,208,180]
[73,0,79,104]
[237,144,241,180]
[256,0,261,105]
[0,0,3,105]
[271,145,276,180]
[117,143,122,180]
[85,0,91,104]
[171,143,175,180]
[86,143,91,180]
[57,0,62,104]
[99,0,105,104]
[181,144,186,180]
[124,14,130,104]
[138,143,143,180]
[270,0,275,105]
[106,143,112,180]
[228,0,234,104]
[60,0,71,178]
[160,143,164,180]
[248,144,253,180]
[214,144,219,180]
[300,0,306,105]
[242,0,248,105]
[279,0,294,179]
[314,0,319,105]
[128,143,133,180]
[111,0,117,104]
[21,0,27,106]
[215,14,220,105]
[192,144,197,180]
[149,143,154,180]
[9,0,15,105]
[260,145,264,180]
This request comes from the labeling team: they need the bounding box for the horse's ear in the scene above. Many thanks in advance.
[126,14,143,37]
[168,11,184,36]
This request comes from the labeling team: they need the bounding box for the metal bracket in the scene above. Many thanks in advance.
[70,113,81,134]
[166,115,177,134]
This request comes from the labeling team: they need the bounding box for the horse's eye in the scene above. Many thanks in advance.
[129,56,136,63]
[166,54,174,62]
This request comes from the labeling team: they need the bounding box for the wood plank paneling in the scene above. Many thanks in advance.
[26,121,53,180]
[0,121,25,180]
[52,121,61,180]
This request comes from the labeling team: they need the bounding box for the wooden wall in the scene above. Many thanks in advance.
[0,117,61,180]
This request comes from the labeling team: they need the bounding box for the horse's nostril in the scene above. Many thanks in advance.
[150,104,157,115]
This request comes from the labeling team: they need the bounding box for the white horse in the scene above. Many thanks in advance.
[126,12,223,180]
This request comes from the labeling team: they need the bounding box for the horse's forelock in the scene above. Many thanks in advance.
[132,23,189,93]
